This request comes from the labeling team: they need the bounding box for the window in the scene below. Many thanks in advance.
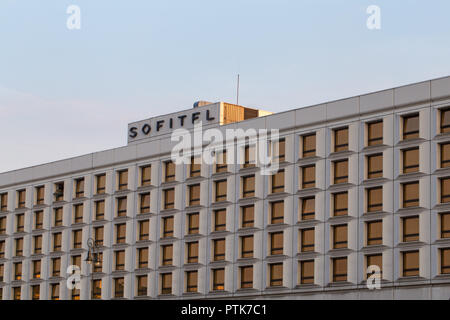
[96,174,106,194]
[367,120,383,146]
[32,260,41,279]
[92,279,102,299]
[212,268,225,291]
[273,138,285,162]
[213,209,226,232]
[53,207,63,227]
[334,127,348,152]
[333,224,348,249]
[301,165,315,189]
[165,161,176,182]
[114,277,124,298]
[164,188,175,209]
[93,252,103,272]
[115,250,125,270]
[186,241,199,263]
[441,143,450,168]
[302,133,316,158]
[33,235,42,254]
[403,114,419,140]
[403,251,419,277]
[188,184,200,206]
[215,150,228,173]
[402,216,419,242]
[15,238,23,256]
[215,180,227,202]
[72,229,82,249]
[0,217,6,235]
[187,213,199,234]
[117,197,127,217]
[54,182,64,202]
[441,213,450,239]
[137,275,148,296]
[34,210,43,230]
[301,228,315,252]
[186,271,198,292]
[141,165,151,186]
[190,156,201,177]
[271,170,284,193]
[31,285,40,300]
[403,148,419,173]
[95,200,105,220]
[52,257,61,277]
[241,205,254,228]
[333,192,348,216]
[138,220,149,241]
[74,178,84,198]
[441,108,450,133]
[53,232,62,251]
[242,175,255,198]
[332,257,347,282]
[0,241,4,259]
[72,255,81,268]
[14,262,22,280]
[35,186,44,205]
[140,193,150,214]
[269,263,283,287]
[16,214,24,232]
[244,145,256,168]
[366,254,382,278]
[441,248,450,274]
[116,224,126,244]
[213,239,226,261]
[441,177,450,203]
[162,244,173,265]
[333,159,348,184]
[0,193,7,211]
[270,232,283,255]
[71,288,80,300]
[117,170,128,191]
[240,266,253,289]
[94,226,104,245]
[241,235,253,258]
[17,189,26,209]
[270,201,284,224]
[367,187,383,212]
[162,216,174,238]
[301,197,315,220]
[300,260,314,284]
[367,154,383,179]
[137,247,148,268]
[402,182,419,208]
[50,284,60,300]
[161,273,172,294]
[13,287,21,300]
[367,220,383,246]
[0,264,3,282]
[73,203,83,223]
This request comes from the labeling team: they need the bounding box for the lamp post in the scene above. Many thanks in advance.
[85,237,101,299]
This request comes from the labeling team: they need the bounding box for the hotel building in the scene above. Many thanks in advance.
[1,77,450,300]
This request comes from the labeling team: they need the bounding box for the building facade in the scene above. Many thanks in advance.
[1,78,450,300]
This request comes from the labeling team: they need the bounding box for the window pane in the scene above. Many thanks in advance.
[213,269,225,290]
[441,143,450,168]
[368,121,383,146]
[301,228,314,252]
[240,266,253,288]
[367,187,383,212]
[367,220,383,245]
[301,197,315,220]
[302,165,315,189]
[242,175,255,198]
[403,114,419,140]
[241,206,254,228]
[303,134,316,157]
[441,108,450,133]
[441,177,450,203]
[141,166,151,186]
[165,161,176,182]
[333,192,348,216]
[214,209,226,231]
[403,251,419,277]
[272,170,284,193]
[403,182,419,207]
[300,260,314,284]
[403,216,419,242]
[441,213,450,239]
[189,184,200,206]
[271,201,284,224]
[215,180,227,202]
[188,213,199,234]
[441,248,450,274]
[334,127,348,152]
[241,236,253,258]
[334,160,348,184]
[164,188,175,209]
[333,225,348,249]
[367,254,382,278]
[214,239,225,261]
[270,263,283,287]
[333,257,347,282]
[270,232,283,255]
[403,148,419,173]
[368,154,383,179]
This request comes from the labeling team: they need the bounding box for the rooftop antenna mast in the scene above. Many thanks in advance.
[236,74,240,105]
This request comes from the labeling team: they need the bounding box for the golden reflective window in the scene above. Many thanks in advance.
[403,114,419,140]
[302,133,316,158]
[334,127,349,152]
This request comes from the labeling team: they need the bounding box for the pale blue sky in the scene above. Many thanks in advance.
[1,0,450,173]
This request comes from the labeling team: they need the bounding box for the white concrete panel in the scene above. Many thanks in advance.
[326,97,359,121]
[360,89,394,114]
[295,104,326,127]
[431,76,450,101]
[394,81,431,107]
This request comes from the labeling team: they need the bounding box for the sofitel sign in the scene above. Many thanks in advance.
[128,108,217,141]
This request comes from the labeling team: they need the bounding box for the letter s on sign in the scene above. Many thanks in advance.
[129,127,138,138]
